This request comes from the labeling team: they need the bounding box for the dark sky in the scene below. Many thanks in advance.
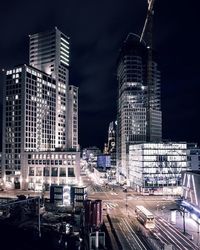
[0,0,200,150]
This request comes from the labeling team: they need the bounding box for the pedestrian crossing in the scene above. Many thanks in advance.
[104,202,119,209]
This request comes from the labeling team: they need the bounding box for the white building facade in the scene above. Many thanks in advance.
[129,142,188,195]
[25,151,80,191]
[2,28,80,190]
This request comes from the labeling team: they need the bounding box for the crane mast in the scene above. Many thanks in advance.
[140,0,156,141]
[140,0,155,45]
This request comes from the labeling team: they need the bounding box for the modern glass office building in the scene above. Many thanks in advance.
[129,142,187,194]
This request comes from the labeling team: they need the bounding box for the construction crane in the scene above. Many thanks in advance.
[140,0,156,141]
[140,0,155,46]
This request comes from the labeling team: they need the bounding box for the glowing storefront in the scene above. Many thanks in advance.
[129,142,188,194]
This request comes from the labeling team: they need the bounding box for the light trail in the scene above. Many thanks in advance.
[156,223,187,250]
[156,217,198,250]
[122,217,148,250]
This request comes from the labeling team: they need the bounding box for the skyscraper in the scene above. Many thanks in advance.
[29,27,70,149]
[117,33,162,180]
[1,28,80,190]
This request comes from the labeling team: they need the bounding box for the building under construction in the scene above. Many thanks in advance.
[116,0,162,181]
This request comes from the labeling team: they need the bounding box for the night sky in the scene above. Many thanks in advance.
[0,0,199,150]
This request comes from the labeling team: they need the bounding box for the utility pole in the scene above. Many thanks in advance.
[125,192,128,214]
[197,222,200,246]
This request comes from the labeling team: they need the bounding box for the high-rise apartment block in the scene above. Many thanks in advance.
[117,33,162,179]
[1,28,80,190]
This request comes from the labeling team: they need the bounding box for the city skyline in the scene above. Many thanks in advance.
[0,0,200,149]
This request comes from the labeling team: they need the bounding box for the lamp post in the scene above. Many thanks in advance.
[125,192,128,214]
[38,196,41,238]
[197,221,200,246]
[179,206,186,235]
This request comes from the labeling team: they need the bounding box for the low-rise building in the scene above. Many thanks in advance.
[93,168,107,185]
[50,184,71,206]
[129,142,188,195]
[84,199,103,230]
[82,147,101,162]
[187,143,200,171]
[97,154,111,169]
[71,186,87,208]
[23,151,80,191]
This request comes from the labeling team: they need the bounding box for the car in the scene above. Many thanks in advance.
[65,223,71,234]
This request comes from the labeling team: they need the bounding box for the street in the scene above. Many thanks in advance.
[82,174,200,249]
[1,173,200,250]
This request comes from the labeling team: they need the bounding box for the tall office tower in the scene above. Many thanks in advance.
[1,29,80,190]
[2,66,80,191]
[29,27,70,149]
[67,85,78,150]
[2,65,57,187]
[117,33,162,180]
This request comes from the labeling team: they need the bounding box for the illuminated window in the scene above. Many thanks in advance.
[68,168,75,177]
[51,167,58,177]
[29,167,34,176]
[60,168,66,177]
[36,167,42,176]
[43,167,50,176]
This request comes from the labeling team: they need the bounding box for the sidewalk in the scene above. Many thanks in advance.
[155,208,200,247]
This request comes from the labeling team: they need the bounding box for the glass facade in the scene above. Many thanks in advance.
[117,33,162,180]
[129,143,188,194]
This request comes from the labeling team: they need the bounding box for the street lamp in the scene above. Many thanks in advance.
[179,206,186,235]
[197,222,200,246]
[125,192,128,214]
